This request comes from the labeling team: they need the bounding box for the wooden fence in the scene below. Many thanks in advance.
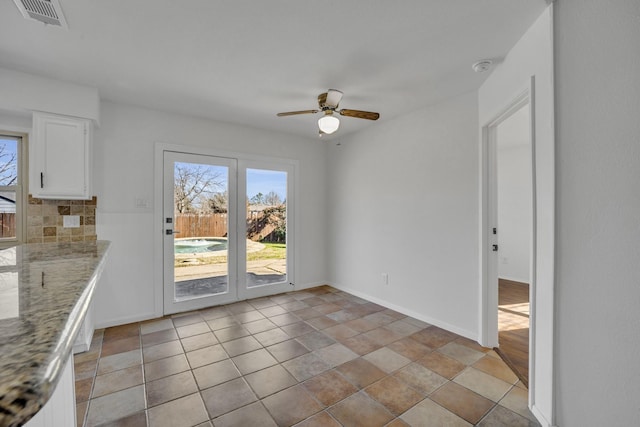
[175,214,228,238]
[0,213,15,238]
[175,211,284,242]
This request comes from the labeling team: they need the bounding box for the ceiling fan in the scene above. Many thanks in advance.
[277,89,380,136]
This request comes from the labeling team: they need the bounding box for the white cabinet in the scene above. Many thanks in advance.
[25,352,76,427]
[31,112,92,200]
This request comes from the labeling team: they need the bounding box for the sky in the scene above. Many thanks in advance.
[246,168,287,201]
[0,137,18,186]
[176,162,287,201]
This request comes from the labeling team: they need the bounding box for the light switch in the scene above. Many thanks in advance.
[63,215,80,228]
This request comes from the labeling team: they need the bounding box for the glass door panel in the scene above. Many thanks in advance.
[163,152,237,314]
[245,168,288,287]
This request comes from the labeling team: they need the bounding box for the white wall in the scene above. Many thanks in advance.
[93,101,328,327]
[0,67,100,123]
[496,107,531,283]
[479,6,554,425]
[554,1,640,426]
[327,91,480,339]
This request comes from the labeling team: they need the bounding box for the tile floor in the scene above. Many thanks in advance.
[74,286,540,427]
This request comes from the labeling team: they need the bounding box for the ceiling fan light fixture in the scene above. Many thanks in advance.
[318,114,340,134]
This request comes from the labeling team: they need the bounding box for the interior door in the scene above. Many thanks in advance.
[163,151,238,314]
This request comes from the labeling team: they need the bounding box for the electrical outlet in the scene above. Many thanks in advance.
[382,273,389,286]
[63,215,80,228]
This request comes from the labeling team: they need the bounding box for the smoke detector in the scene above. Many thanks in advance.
[12,0,68,29]
[472,60,493,73]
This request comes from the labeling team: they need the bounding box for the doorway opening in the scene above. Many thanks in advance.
[493,103,532,385]
[480,86,536,388]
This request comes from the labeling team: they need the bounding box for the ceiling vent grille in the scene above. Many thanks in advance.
[12,0,68,28]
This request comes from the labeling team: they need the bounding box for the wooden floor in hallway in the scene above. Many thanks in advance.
[497,279,530,386]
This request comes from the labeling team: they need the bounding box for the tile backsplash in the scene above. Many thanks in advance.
[27,195,97,243]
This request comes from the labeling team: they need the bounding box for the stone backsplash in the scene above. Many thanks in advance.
[26,195,97,243]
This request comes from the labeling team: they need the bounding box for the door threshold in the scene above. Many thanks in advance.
[494,346,528,388]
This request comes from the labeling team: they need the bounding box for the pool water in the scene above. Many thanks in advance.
[174,238,228,254]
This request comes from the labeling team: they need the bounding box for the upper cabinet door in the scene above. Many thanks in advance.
[31,112,92,200]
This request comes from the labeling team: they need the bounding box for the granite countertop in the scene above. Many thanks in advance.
[0,241,110,427]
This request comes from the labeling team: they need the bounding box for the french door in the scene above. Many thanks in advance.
[163,151,294,314]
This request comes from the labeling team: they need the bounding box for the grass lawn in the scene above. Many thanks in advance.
[175,242,285,267]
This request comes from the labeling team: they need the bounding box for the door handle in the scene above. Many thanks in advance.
[492,244,498,251]
[165,230,181,235]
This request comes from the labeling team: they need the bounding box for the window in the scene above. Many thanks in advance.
[0,133,27,244]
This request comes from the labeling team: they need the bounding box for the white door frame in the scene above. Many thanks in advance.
[479,77,537,390]
[153,143,298,317]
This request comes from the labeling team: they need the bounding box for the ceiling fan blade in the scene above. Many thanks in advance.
[339,109,380,120]
[276,110,319,117]
[325,89,343,108]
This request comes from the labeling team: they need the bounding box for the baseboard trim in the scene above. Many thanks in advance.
[328,282,478,342]
[95,312,158,329]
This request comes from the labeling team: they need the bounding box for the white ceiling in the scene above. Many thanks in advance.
[0,1,547,139]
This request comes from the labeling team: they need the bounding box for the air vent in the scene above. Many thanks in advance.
[12,0,68,28]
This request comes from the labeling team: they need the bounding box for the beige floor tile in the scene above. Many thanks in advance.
[144,354,190,382]
[295,331,336,350]
[97,410,147,426]
[282,352,330,381]
[430,382,494,425]
[294,411,341,427]
[453,367,512,402]
[303,370,358,406]
[180,332,218,352]
[328,391,394,427]
[364,376,423,416]
[387,337,433,361]
[92,365,143,398]
[186,344,228,369]
[363,347,411,373]
[244,364,297,398]
[313,343,359,368]
[253,327,290,347]
[146,371,198,407]
[472,355,519,384]
[265,339,310,362]
[335,358,386,389]
[147,393,208,427]
[141,329,179,348]
[201,378,257,418]
[261,385,323,426]
[499,386,539,423]
[232,348,278,375]
[244,318,277,334]
[85,385,146,427]
[213,325,250,343]
[477,404,539,427]
[140,318,174,335]
[400,398,471,427]
[142,340,184,363]
[437,341,486,365]
[212,401,277,427]
[97,350,142,375]
[393,362,448,396]
[193,359,241,390]
[417,351,466,380]
[221,335,261,357]
[76,286,543,427]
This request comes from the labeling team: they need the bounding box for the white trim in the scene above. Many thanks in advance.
[480,77,547,420]
[330,282,478,341]
[479,84,531,348]
[95,312,158,330]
